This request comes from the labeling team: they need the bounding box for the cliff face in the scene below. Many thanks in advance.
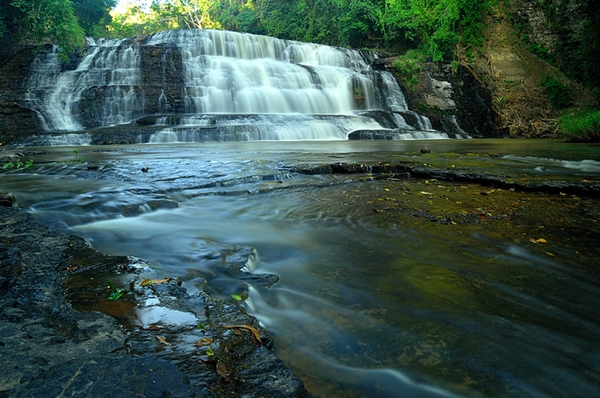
[0,46,44,145]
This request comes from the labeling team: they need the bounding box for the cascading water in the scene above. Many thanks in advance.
[24,38,141,131]
[23,29,450,143]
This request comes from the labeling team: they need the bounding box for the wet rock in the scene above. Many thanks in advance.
[0,207,307,397]
[0,192,16,207]
[7,355,204,398]
[289,161,600,198]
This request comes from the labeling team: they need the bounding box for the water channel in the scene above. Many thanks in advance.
[2,139,599,398]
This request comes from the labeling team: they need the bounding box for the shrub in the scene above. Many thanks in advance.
[542,75,573,109]
[393,50,424,93]
[559,110,600,142]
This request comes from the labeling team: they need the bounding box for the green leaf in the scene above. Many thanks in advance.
[108,288,125,300]
[231,294,243,301]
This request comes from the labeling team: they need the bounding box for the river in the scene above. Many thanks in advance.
[2,138,599,398]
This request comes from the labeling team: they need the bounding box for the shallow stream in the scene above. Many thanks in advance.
[2,139,599,397]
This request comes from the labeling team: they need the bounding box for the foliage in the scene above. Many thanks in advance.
[0,0,116,59]
[72,0,117,36]
[393,50,424,92]
[559,110,600,142]
[3,0,85,59]
[106,279,125,300]
[106,0,222,37]
[2,158,33,171]
[516,0,600,92]
[541,75,572,110]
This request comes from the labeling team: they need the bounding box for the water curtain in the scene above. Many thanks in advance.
[24,29,445,141]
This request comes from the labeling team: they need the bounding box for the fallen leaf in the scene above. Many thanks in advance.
[419,191,433,195]
[206,347,215,356]
[156,335,170,346]
[216,361,233,382]
[141,277,172,287]
[231,294,243,301]
[143,324,160,331]
[546,252,555,257]
[224,324,263,346]
[195,337,213,347]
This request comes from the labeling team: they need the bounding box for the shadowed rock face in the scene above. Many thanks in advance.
[407,63,497,138]
[0,206,307,397]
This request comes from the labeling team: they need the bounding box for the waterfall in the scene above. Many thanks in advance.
[24,38,141,131]
[23,29,449,142]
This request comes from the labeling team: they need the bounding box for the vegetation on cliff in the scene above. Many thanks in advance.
[0,0,116,58]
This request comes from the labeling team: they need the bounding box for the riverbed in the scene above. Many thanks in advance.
[2,139,599,398]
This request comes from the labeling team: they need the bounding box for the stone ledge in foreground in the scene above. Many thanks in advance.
[0,206,306,398]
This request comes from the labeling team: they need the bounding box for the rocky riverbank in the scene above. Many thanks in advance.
[0,205,306,398]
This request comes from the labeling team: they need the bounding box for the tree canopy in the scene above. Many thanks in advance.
[0,0,116,57]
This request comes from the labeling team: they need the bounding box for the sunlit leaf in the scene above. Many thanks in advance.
[195,337,213,347]
[529,238,548,244]
[231,294,243,301]
[156,335,170,346]
[206,347,215,356]
[141,277,172,287]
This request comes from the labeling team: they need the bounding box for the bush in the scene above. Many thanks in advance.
[393,50,424,93]
[559,110,600,142]
[542,75,573,109]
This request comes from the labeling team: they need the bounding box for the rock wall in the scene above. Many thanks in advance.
[511,0,588,55]
[0,45,44,145]
[378,60,498,138]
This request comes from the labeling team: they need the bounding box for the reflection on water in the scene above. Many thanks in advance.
[2,140,599,397]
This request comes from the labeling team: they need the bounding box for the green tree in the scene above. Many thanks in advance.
[107,0,222,37]
[72,0,117,36]
[382,0,460,61]
[210,0,263,34]
[2,0,85,58]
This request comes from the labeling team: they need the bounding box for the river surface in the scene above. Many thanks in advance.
[2,139,599,398]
